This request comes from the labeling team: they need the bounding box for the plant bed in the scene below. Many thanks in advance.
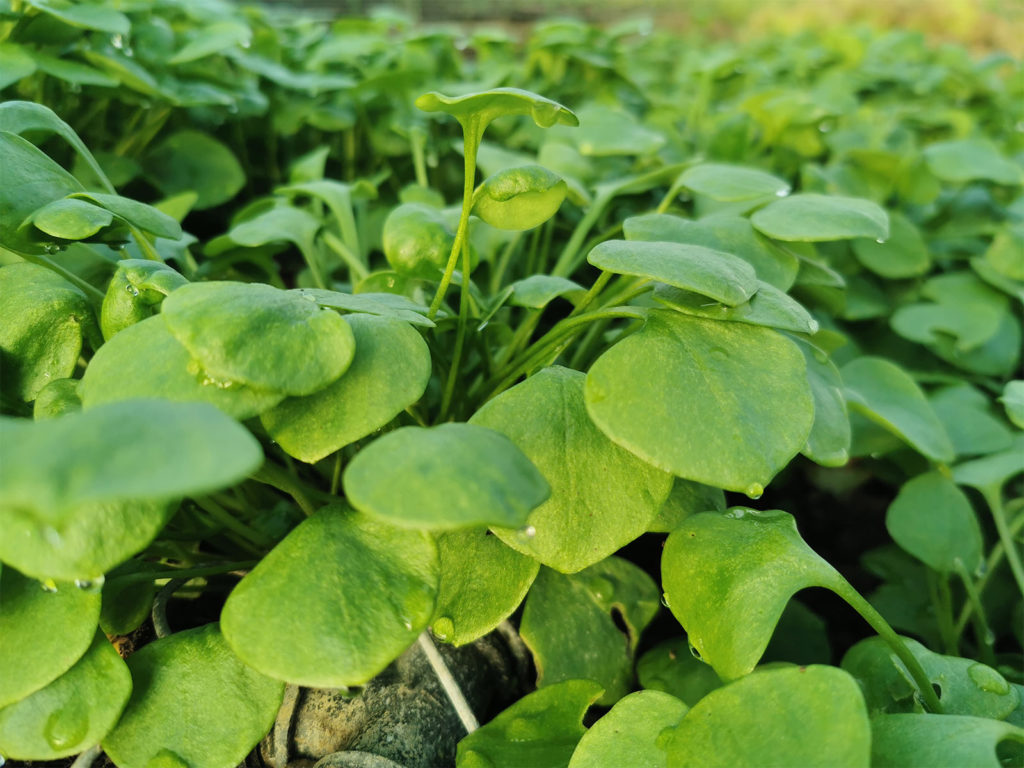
[1,2,1023,767]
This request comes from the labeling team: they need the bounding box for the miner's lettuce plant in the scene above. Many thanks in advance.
[1,3,1023,767]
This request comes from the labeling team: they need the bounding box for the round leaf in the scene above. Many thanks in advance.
[0,567,100,709]
[382,202,457,281]
[80,315,285,420]
[101,623,284,768]
[432,527,539,646]
[474,165,567,231]
[663,666,871,768]
[585,311,814,494]
[471,367,671,571]
[649,478,726,534]
[0,630,131,760]
[262,315,431,463]
[930,384,1013,458]
[652,280,818,334]
[636,637,722,706]
[161,281,356,396]
[143,130,245,209]
[678,163,790,202]
[795,339,851,468]
[416,87,578,129]
[886,472,983,574]
[0,399,263,525]
[343,424,550,530]
[588,239,758,307]
[851,212,930,279]
[662,510,842,680]
[31,197,113,240]
[568,690,687,768]
[751,193,889,242]
[221,506,438,686]
[1001,380,1024,429]
[871,714,1024,768]
[923,140,1023,186]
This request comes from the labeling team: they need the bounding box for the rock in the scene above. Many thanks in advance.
[314,752,406,768]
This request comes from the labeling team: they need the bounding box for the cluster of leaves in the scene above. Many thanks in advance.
[1,2,1022,766]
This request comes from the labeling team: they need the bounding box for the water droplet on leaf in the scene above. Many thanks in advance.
[744,483,764,500]
[40,579,58,593]
[875,238,887,244]
[661,594,671,608]
[126,283,140,296]
[433,616,455,641]
[520,525,537,538]
[967,663,1010,695]
[506,716,539,741]
[688,640,703,660]
[775,189,788,197]
[43,704,89,750]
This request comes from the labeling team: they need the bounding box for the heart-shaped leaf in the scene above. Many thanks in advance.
[870,714,1024,768]
[521,558,660,705]
[101,623,284,768]
[343,423,550,530]
[662,666,870,767]
[751,194,889,242]
[161,281,356,396]
[262,315,431,463]
[474,165,567,231]
[471,367,670,570]
[886,472,983,574]
[568,690,687,768]
[677,163,790,202]
[416,87,578,129]
[841,357,955,463]
[585,310,814,495]
[432,527,539,646]
[0,630,130,760]
[0,567,100,709]
[456,679,603,768]
[588,240,758,307]
[0,399,263,526]
[662,510,843,680]
[221,506,438,686]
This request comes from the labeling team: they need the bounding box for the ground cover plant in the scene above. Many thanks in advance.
[1,1,1023,766]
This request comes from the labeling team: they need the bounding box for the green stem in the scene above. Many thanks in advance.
[952,559,996,665]
[330,452,343,496]
[411,131,429,188]
[929,570,958,656]
[108,560,260,587]
[835,579,944,713]
[568,270,612,318]
[250,462,318,517]
[489,231,523,294]
[127,224,166,264]
[552,188,612,277]
[955,504,1024,636]
[567,317,610,370]
[982,487,1024,597]
[194,496,273,548]
[297,239,327,289]
[323,230,369,281]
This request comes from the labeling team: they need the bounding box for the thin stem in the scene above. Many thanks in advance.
[152,578,187,638]
[418,631,479,734]
[836,580,944,713]
[108,560,259,587]
[489,231,523,294]
[955,505,1024,636]
[952,559,996,664]
[70,744,103,768]
[929,571,958,656]
[552,188,611,277]
[439,233,472,421]
[330,452,343,496]
[250,462,318,517]
[298,240,327,290]
[322,230,368,281]
[411,132,429,188]
[568,270,612,318]
[982,487,1024,598]
[194,497,273,548]
[127,224,166,263]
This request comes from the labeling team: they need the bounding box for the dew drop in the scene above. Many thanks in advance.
[74,575,104,591]
[400,616,413,631]
[41,579,58,593]
[69,82,82,94]
[44,244,59,254]
[875,238,887,244]
[241,38,252,49]
[43,704,89,750]
[744,483,764,500]
[520,525,537,539]
[433,616,455,641]
[126,283,140,296]
[687,640,703,660]
[42,526,63,548]
[506,716,539,741]
[974,560,988,579]
[588,576,614,600]
[967,663,1010,695]
[0,753,6,766]
[724,507,746,519]
[147,749,191,768]
[775,188,788,197]
[660,594,671,609]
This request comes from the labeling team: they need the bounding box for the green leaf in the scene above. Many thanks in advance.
[677,163,790,201]
[0,43,37,90]
[471,367,671,571]
[228,204,321,252]
[30,197,113,240]
[32,53,119,87]
[0,630,130,760]
[556,104,663,156]
[69,192,183,240]
[652,280,818,334]
[0,400,263,526]
[927,310,1021,378]
[662,666,870,768]
[293,288,436,328]
[871,714,1024,768]
[923,140,1023,186]
[0,498,174,582]
[521,558,660,705]
[221,506,438,686]
[649,478,726,533]
[456,679,603,768]
[80,315,285,420]
[143,131,245,210]
[474,164,567,231]
[568,690,688,768]
[588,239,758,307]
[885,472,982,574]
[892,272,1008,352]
[795,339,851,467]
[26,0,129,34]
[851,212,930,279]
[0,567,100,709]
[416,87,578,129]
[841,357,955,464]
[0,132,84,253]
[0,263,94,402]
[636,637,723,706]
[624,213,799,291]
[432,527,539,646]
[585,311,813,495]
[343,423,550,530]
[262,315,431,463]
[985,224,1024,280]
[99,260,188,341]
[508,275,585,308]
[662,510,843,680]
[930,384,1013,458]
[161,281,356,396]
[842,636,1018,719]
[1001,380,1024,429]
[169,21,252,64]
[751,194,889,242]
[99,561,157,636]
[101,623,284,768]
[382,202,457,281]
[32,378,81,420]
[952,434,1024,493]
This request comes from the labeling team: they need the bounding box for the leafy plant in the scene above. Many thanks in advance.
[0,2,1022,767]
